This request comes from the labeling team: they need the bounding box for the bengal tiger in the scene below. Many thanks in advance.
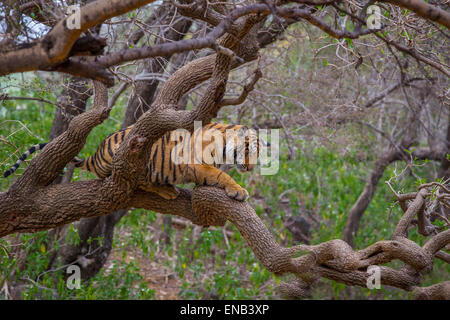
[3,123,265,201]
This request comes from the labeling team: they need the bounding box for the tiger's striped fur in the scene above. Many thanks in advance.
[3,123,263,201]
[72,126,131,178]
[74,122,262,200]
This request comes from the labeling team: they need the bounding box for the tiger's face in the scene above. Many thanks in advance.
[231,129,266,173]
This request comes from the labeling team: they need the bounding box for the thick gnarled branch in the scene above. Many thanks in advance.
[0,0,156,78]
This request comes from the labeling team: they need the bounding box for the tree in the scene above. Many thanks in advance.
[0,0,448,299]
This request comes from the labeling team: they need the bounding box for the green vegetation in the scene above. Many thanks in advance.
[1,21,448,299]
[1,88,447,299]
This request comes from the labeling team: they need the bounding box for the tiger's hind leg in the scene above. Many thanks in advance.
[185,164,249,201]
[140,184,179,200]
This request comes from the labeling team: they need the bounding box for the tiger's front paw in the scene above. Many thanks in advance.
[225,185,249,201]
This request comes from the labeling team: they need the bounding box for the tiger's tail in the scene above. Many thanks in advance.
[3,143,48,178]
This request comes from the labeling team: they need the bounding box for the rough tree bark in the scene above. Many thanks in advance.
[44,5,292,279]
[50,6,194,279]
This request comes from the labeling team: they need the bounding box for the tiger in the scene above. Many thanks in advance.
[3,123,266,201]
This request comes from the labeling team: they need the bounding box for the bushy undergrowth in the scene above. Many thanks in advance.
[1,85,447,300]
[1,27,448,300]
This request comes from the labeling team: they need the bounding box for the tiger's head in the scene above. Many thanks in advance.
[225,127,268,173]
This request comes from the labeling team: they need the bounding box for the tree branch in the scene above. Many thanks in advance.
[0,0,156,76]
[382,0,450,29]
